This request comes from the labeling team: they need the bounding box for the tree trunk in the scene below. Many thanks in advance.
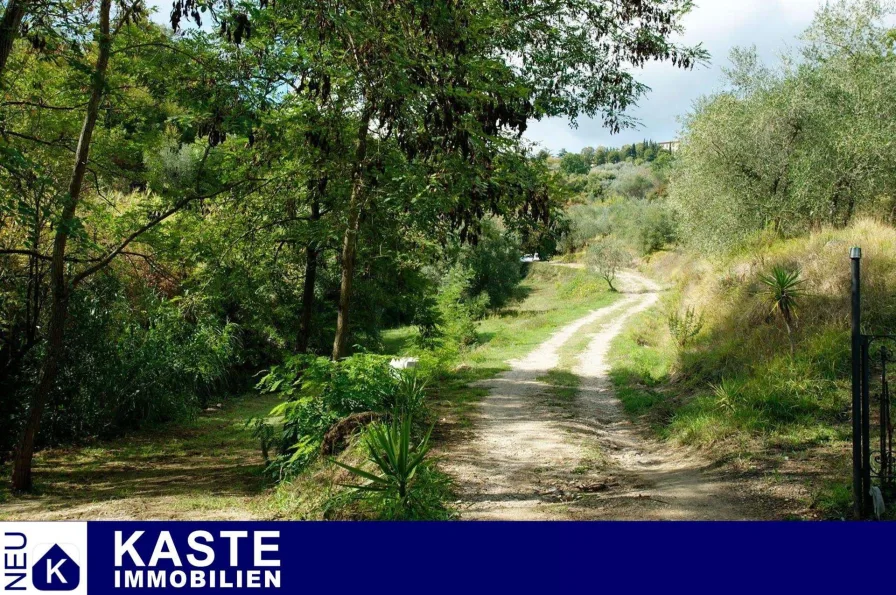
[0,0,26,81]
[11,0,111,492]
[297,197,321,353]
[331,109,372,360]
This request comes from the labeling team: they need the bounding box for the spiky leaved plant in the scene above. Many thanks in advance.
[334,415,432,517]
[759,266,805,354]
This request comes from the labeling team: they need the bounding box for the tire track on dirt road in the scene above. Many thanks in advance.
[445,270,760,520]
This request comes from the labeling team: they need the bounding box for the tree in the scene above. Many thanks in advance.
[560,152,590,175]
[326,0,704,357]
[586,238,630,292]
[262,0,707,360]
[9,0,114,492]
[580,146,595,168]
[670,0,896,252]
[2,7,259,491]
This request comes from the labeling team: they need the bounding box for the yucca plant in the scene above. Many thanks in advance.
[334,415,433,514]
[391,372,428,417]
[759,266,805,354]
[712,378,742,413]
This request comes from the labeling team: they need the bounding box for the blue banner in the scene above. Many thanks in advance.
[1,521,887,593]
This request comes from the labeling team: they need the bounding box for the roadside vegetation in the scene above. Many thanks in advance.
[265,262,618,519]
[0,0,703,507]
[596,1,896,518]
[542,0,896,519]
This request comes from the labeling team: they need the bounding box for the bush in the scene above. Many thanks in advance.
[465,221,525,308]
[638,202,678,254]
[255,354,428,478]
[13,285,241,454]
[560,152,590,175]
[667,306,704,347]
[334,415,442,519]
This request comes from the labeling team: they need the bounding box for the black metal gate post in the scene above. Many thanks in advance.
[881,348,890,486]
[863,336,872,513]
[851,246,863,518]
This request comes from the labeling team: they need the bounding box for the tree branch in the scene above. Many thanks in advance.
[71,179,262,286]
[0,248,50,260]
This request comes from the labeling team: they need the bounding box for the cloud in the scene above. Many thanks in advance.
[524,0,825,154]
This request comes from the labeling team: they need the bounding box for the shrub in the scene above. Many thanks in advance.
[638,203,678,254]
[255,354,431,478]
[464,221,525,309]
[389,373,428,418]
[667,306,705,347]
[334,415,440,519]
[560,152,590,175]
[759,266,805,354]
[30,288,241,451]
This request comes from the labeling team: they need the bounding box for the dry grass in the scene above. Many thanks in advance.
[609,219,896,518]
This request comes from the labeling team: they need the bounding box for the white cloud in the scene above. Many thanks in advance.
[524,0,827,154]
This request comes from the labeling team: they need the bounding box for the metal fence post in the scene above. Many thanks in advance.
[851,246,863,518]
[862,336,872,514]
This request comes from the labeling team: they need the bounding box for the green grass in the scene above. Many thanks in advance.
[0,393,280,520]
[608,306,676,419]
[537,369,580,405]
[382,263,619,428]
[4,263,618,521]
[603,225,896,517]
[462,265,618,372]
[608,298,852,453]
[381,325,417,356]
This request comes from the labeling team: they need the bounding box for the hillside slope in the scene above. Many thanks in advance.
[609,220,896,518]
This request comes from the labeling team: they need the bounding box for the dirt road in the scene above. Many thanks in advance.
[445,270,760,520]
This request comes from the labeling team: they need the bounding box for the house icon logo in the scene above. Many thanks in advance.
[31,544,80,591]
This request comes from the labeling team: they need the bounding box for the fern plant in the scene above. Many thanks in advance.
[334,415,433,516]
[759,266,805,354]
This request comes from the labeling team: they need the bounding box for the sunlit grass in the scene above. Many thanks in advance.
[382,262,619,428]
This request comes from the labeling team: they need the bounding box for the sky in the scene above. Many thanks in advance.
[523,0,827,154]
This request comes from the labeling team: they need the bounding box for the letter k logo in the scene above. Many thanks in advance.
[32,544,80,591]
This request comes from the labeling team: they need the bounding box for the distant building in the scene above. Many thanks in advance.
[659,140,680,153]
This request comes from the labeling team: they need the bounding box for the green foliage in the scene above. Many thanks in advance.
[557,141,668,168]
[556,163,676,256]
[333,415,437,519]
[637,203,678,254]
[389,373,428,418]
[670,0,896,252]
[667,306,705,348]
[256,354,399,475]
[0,0,707,491]
[560,152,590,175]
[246,417,276,463]
[463,222,525,309]
[255,354,433,478]
[32,288,241,450]
[586,237,630,291]
[759,266,805,327]
[411,221,525,351]
[711,378,743,413]
[608,222,887,472]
